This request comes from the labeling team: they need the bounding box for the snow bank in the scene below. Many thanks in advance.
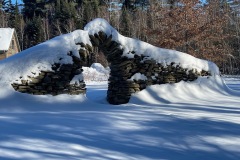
[130,75,240,105]
[83,63,109,82]
[90,63,108,73]
[85,18,219,75]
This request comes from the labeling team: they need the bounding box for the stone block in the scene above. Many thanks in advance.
[60,64,73,71]
[43,76,51,83]
[18,85,28,89]
[34,86,43,90]
[98,31,107,41]
[86,44,93,52]
[47,86,53,91]
[30,78,41,84]
[102,35,113,48]
[90,35,100,46]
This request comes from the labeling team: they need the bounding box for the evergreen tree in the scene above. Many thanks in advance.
[24,16,44,48]
[0,0,3,9]
[82,0,100,26]
[120,8,132,36]
[122,0,135,10]
[53,0,77,33]
[22,0,46,19]
[1,0,12,12]
[7,1,17,28]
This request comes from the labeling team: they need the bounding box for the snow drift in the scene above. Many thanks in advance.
[130,76,240,105]
[83,63,109,82]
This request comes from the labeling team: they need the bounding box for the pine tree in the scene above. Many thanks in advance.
[24,16,44,48]
[22,0,46,19]
[7,1,17,28]
[120,8,132,37]
[82,0,100,26]
[0,0,7,27]
[53,0,77,34]
[122,0,135,10]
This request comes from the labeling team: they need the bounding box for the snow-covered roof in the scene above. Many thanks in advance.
[0,28,14,51]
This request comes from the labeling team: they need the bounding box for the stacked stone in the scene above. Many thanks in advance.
[12,52,86,95]
[107,55,210,104]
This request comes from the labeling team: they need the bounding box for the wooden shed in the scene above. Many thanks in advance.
[0,28,21,60]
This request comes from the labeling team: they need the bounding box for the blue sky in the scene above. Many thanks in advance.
[12,0,23,4]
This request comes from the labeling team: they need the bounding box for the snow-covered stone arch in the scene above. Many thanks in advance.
[11,18,219,105]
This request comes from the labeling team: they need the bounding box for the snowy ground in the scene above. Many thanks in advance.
[0,76,240,160]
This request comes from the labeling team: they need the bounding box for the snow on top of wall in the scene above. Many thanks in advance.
[84,18,117,38]
[129,73,148,81]
[70,74,84,85]
[85,18,219,75]
[130,76,240,105]
[0,28,14,51]
[0,30,91,87]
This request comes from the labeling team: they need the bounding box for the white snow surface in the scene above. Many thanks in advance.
[0,74,240,160]
[70,73,84,85]
[130,73,148,81]
[83,63,109,82]
[84,18,219,75]
[90,63,107,73]
[0,28,14,51]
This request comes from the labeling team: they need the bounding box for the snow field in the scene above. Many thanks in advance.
[0,75,240,160]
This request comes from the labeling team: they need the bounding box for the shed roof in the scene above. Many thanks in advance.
[0,28,14,51]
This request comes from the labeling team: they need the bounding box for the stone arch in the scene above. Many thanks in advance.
[84,31,210,104]
[11,21,212,105]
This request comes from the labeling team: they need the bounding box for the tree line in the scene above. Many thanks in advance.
[1,0,240,74]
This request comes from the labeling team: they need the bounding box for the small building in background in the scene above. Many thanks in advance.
[0,28,21,60]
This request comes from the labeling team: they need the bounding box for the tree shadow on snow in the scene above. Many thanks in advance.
[0,108,240,160]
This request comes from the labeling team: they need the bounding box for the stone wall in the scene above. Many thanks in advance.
[11,31,211,105]
[12,52,86,95]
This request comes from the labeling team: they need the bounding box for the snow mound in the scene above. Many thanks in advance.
[83,63,109,82]
[130,76,240,105]
[130,73,148,81]
[90,63,108,74]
